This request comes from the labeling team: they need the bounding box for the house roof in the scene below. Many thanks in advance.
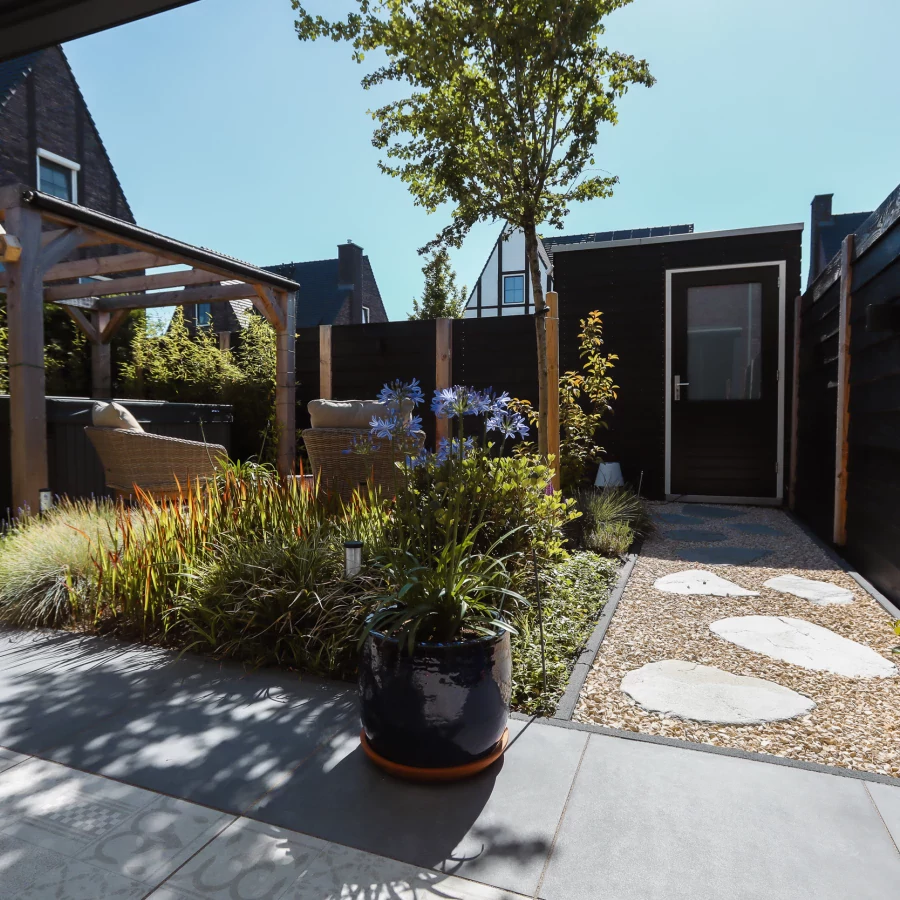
[266,257,360,327]
[0,50,39,108]
[542,224,694,252]
[817,211,873,264]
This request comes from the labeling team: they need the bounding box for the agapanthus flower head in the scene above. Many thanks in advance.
[404,415,423,436]
[431,385,484,419]
[486,410,530,440]
[378,378,424,409]
[369,415,401,440]
[436,436,476,462]
[344,432,379,455]
[404,448,429,469]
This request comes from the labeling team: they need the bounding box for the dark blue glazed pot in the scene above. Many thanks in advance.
[359,628,512,768]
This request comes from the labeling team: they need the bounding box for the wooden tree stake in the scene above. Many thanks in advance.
[546,291,561,491]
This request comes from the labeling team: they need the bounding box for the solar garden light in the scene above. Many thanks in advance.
[344,541,363,578]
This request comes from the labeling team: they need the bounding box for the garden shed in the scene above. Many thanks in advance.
[550,223,803,502]
[0,183,300,514]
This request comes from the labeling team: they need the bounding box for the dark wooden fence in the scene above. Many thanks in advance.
[296,316,539,451]
[792,182,900,604]
[0,397,232,517]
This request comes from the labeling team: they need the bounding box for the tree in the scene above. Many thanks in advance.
[409,248,467,320]
[293,0,653,458]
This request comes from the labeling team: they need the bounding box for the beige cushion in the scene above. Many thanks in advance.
[91,401,144,432]
[308,399,413,429]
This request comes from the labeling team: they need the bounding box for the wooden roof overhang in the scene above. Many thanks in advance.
[0,183,300,510]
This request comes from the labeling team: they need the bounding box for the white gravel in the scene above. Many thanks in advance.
[574,503,900,778]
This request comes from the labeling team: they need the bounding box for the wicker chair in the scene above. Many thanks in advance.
[302,427,425,502]
[86,427,227,499]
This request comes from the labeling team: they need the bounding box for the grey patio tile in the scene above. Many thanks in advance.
[0,833,68,899]
[538,733,900,900]
[77,794,233,884]
[44,668,357,814]
[14,858,146,899]
[249,717,588,897]
[676,546,769,565]
[158,817,324,899]
[867,782,900,848]
[681,504,744,519]
[0,747,29,774]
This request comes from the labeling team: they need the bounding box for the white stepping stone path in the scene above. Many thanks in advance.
[711,616,898,678]
[764,574,854,606]
[654,569,759,597]
[621,660,815,724]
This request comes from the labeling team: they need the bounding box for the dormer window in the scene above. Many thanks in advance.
[37,149,79,202]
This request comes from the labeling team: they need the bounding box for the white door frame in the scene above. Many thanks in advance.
[665,260,787,503]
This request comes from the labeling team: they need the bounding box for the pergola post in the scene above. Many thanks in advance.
[4,202,48,514]
[91,311,111,398]
[275,291,297,478]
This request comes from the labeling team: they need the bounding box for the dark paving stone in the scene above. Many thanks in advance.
[728,522,787,536]
[676,546,769,565]
[540,735,900,900]
[655,512,707,526]
[249,718,588,897]
[681,504,744,520]
[665,529,728,543]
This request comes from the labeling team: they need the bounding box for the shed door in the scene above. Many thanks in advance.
[670,265,781,498]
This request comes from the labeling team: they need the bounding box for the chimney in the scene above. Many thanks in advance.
[338,240,364,323]
[808,194,834,287]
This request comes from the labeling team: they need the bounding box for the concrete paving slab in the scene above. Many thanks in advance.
[867,783,900,848]
[681,505,744,519]
[728,522,786,536]
[676,546,769,565]
[764,574,854,606]
[655,512,707,526]
[43,668,358,815]
[654,570,758,597]
[620,660,815,724]
[666,529,728,542]
[711,616,898,678]
[249,718,588,898]
[539,734,900,900]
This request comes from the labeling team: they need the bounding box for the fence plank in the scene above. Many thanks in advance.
[789,294,801,510]
[435,319,452,445]
[833,235,854,545]
[319,325,332,400]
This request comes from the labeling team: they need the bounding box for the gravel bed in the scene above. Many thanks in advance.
[574,503,900,777]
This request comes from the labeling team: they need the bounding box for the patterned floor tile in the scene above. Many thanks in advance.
[0,832,68,899]
[15,858,147,899]
[78,794,234,884]
[160,818,324,899]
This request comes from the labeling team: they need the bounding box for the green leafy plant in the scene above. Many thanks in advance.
[408,249,467,320]
[574,485,650,556]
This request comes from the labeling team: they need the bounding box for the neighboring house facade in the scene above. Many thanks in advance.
[464,224,694,317]
[190,240,388,341]
[0,45,133,221]
[807,193,873,287]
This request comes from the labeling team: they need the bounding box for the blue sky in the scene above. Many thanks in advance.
[64,0,899,322]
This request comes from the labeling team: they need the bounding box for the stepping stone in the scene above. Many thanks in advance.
[654,569,759,597]
[682,504,744,520]
[764,575,854,606]
[676,547,769,565]
[710,616,898,678]
[656,512,708,526]
[666,529,728,543]
[728,523,786,536]
[620,660,815,725]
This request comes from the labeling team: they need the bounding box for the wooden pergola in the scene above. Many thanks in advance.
[0,184,299,513]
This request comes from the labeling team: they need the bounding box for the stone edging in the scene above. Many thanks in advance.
[785,511,900,619]
[552,550,639,721]
[516,711,900,789]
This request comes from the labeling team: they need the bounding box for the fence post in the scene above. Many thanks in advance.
[435,318,452,446]
[833,235,854,545]
[788,294,802,510]
[319,325,332,400]
[546,291,561,491]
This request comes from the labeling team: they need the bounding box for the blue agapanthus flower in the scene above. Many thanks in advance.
[369,415,400,440]
[486,410,530,440]
[431,386,485,419]
[436,436,476,462]
[378,378,424,408]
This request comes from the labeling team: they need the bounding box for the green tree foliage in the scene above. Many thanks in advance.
[293,0,653,455]
[408,248,467,320]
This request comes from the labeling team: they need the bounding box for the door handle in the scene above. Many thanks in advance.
[673,375,690,401]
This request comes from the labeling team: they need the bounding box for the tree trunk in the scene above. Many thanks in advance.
[524,219,549,459]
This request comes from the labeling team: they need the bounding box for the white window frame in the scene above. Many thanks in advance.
[664,260,786,504]
[37,148,80,202]
[502,273,526,306]
[361,305,371,324]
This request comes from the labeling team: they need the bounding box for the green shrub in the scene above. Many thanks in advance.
[511,551,619,715]
[575,486,651,557]
[0,500,122,627]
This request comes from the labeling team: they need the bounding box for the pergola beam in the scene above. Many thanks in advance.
[92,281,261,312]
[45,267,233,302]
[40,227,87,273]
[43,250,171,282]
